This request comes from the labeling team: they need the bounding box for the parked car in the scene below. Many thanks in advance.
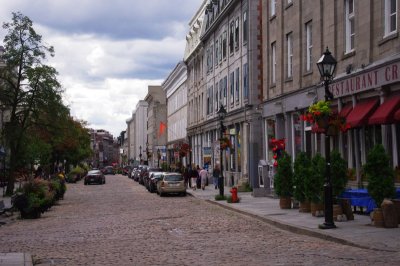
[157,172,186,196]
[84,170,106,185]
[138,166,149,185]
[148,172,164,193]
[122,165,132,176]
[102,166,115,175]
[144,168,163,190]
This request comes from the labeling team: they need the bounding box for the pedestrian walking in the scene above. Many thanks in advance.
[199,167,208,190]
[213,164,220,190]
[189,165,199,190]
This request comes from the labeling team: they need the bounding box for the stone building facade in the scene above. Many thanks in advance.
[261,0,400,189]
[187,0,263,188]
[162,61,188,169]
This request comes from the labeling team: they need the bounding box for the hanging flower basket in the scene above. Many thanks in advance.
[301,100,350,135]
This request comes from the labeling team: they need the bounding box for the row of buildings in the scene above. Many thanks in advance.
[122,0,400,194]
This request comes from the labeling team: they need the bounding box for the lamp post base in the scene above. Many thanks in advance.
[318,222,336,229]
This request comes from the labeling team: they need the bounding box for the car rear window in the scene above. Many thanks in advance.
[164,175,183,181]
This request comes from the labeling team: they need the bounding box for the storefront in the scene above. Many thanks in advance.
[262,56,400,188]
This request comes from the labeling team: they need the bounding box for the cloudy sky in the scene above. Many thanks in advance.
[0,0,204,137]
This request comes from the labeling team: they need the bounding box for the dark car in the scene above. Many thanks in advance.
[144,168,163,190]
[122,166,132,176]
[148,172,164,193]
[102,166,115,175]
[84,170,106,185]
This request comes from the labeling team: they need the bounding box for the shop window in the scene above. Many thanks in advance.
[267,119,276,162]
[292,113,302,158]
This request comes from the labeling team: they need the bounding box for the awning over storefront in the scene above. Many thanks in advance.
[395,108,400,122]
[368,95,400,125]
[346,98,379,128]
[339,104,353,118]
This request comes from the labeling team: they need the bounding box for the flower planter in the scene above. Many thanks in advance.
[310,202,324,216]
[372,208,384,227]
[279,197,292,209]
[299,200,311,213]
[316,117,329,129]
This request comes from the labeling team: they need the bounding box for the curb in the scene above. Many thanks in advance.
[187,191,396,253]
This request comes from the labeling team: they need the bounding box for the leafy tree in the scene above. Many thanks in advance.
[0,12,61,194]
[364,144,395,207]
[305,153,325,204]
[293,152,311,203]
[274,151,293,197]
[330,150,348,203]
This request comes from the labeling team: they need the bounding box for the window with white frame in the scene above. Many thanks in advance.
[229,21,235,54]
[223,76,228,106]
[222,31,227,59]
[215,81,219,111]
[210,85,213,113]
[219,35,222,62]
[210,44,214,71]
[243,10,248,44]
[305,21,313,72]
[235,67,240,103]
[345,0,355,53]
[287,32,293,78]
[235,17,240,49]
[243,63,249,100]
[385,0,397,36]
[219,79,223,107]
[230,71,235,104]
[271,42,276,84]
[206,86,211,115]
[270,0,276,17]
[215,40,219,66]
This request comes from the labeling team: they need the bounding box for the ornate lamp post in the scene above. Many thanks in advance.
[157,148,161,168]
[217,105,227,197]
[316,47,337,229]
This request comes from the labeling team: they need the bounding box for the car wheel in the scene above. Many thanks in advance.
[181,192,187,197]
[159,191,164,197]
[84,182,87,185]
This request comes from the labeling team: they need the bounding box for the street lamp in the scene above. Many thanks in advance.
[157,148,161,168]
[317,47,337,229]
[139,145,142,164]
[217,104,227,197]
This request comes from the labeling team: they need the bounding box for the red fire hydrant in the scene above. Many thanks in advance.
[230,187,238,203]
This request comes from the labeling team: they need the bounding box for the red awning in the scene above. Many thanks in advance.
[395,108,400,122]
[339,104,353,118]
[346,98,379,128]
[368,95,400,125]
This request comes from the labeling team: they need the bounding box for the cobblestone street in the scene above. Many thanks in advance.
[0,175,399,265]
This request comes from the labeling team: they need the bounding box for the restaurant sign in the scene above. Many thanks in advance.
[329,61,400,98]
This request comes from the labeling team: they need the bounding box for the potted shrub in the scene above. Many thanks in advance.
[330,150,348,220]
[293,152,311,212]
[274,151,293,209]
[306,154,325,216]
[364,144,396,227]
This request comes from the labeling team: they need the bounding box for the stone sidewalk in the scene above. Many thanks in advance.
[187,186,400,252]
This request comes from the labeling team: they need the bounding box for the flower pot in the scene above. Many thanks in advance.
[333,204,343,221]
[391,199,400,224]
[299,200,311,213]
[372,208,384,227]
[279,197,292,209]
[310,202,324,216]
[316,117,329,129]
[326,125,339,136]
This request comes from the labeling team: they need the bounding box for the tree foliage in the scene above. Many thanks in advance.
[293,152,311,202]
[305,153,325,204]
[274,151,293,197]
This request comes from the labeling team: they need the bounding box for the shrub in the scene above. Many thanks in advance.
[330,150,348,203]
[305,154,325,204]
[293,152,311,203]
[364,144,396,207]
[226,195,240,203]
[215,194,227,201]
[274,151,293,197]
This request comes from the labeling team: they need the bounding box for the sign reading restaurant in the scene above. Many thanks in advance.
[329,60,400,98]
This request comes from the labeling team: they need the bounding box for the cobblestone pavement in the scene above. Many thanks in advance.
[0,175,399,266]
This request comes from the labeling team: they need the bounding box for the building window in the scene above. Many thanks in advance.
[243,63,249,100]
[210,85,213,114]
[210,44,214,71]
[215,81,219,111]
[270,0,276,17]
[206,86,210,115]
[235,17,240,50]
[287,32,293,78]
[230,71,235,104]
[305,21,313,72]
[219,79,223,107]
[266,119,276,161]
[215,40,219,66]
[292,113,302,158]
[385,0,397,36]
[235,67,240,103]
[271,42,276,84]
[229,21,235,54]
[243,10,248,44]
[219,35,222,62]
[223,76,228,106]
[345,0,355,53]
[222,31,227,59]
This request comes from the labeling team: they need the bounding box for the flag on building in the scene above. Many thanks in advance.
[158,121,167,137]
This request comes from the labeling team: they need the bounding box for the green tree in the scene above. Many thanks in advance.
[305,154,325,204]
[364,144,395,207]
[330,150,348,203]
[0,12,61,194]
[293,152,311,203]
[274,151,293,197]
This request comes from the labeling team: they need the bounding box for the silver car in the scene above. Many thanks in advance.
[157,172,186,196]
